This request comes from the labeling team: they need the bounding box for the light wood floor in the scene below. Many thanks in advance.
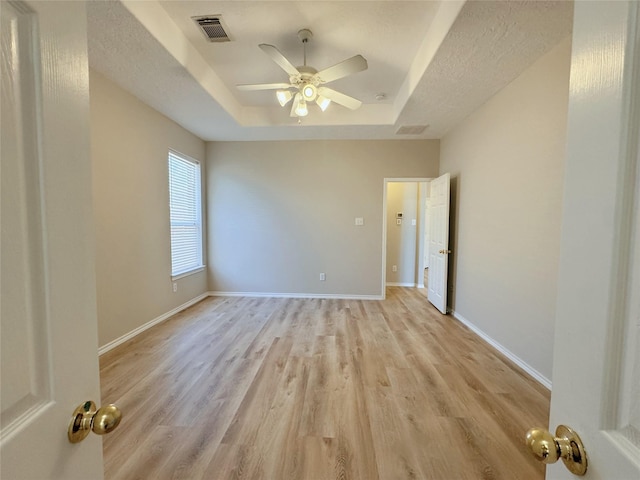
[100,287,549,479]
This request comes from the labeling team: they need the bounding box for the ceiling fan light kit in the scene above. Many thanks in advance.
[237,29,368,118]
[276,90,293,106]
[316,95,331,112]
[302,83,317,101]
[294,97,308,117]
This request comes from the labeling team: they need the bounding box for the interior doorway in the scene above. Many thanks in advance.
[381,174,451,314]
[381,178,431,298]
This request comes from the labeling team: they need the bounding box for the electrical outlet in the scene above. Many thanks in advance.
[172,282,177,292]
[355,217,364,226]
[392,265,397,272]
[319,273,326,281]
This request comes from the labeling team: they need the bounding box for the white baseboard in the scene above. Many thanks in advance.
[385,282,417,287]
[450,310,552,390]
[98,293,209,355]
[208,291,383,300]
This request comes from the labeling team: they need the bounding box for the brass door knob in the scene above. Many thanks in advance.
[68,400,122,443]
[438,249,452,254]
[525,425,587,475]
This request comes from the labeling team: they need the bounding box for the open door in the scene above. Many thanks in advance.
[1,2,110,478]
[427,173,450,313]
[526,2,640,478]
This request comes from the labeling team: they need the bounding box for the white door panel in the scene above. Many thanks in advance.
[427,173,450,314]
[545,1,640,478]
[424,197,431,267]
[1,1,104,478]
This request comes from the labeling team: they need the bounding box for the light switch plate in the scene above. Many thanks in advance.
[411,219,417,226]
[355,217,364,226]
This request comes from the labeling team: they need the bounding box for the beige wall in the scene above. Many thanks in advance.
[90,70,207,347]
[206,140,439,297]
[440,37,572,382]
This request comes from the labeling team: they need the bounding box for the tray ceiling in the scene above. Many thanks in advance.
[87,1,573,141]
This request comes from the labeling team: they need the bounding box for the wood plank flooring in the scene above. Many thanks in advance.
[100,287,550,479]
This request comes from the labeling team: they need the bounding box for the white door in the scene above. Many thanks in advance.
[543,1,640,478]
[1,1,105,479]
[424,196,431,268]
[427,173,450,314]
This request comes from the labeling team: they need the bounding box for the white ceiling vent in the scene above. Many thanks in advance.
[396,125,429,136]
[192,16,230,42]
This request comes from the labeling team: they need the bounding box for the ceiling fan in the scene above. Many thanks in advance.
[236,29,368,117]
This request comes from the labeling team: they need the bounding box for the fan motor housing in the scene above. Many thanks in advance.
[292,66,318,83]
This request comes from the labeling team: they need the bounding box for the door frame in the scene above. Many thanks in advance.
[381,177,432,299]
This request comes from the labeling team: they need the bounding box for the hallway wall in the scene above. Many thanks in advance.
[439,37,572,384]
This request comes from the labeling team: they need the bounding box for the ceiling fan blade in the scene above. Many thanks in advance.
[318,87,362,110]
[236,82,293,91]
[316,55,368,84]
[259,44,300,77]
[290,92,301,117]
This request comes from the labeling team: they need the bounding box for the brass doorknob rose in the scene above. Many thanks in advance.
[68,401,122,443]
[525,425,587,475]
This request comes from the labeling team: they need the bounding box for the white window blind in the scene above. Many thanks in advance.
[168,151,203,277]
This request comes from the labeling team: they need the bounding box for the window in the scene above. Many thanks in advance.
[168,150,203,278]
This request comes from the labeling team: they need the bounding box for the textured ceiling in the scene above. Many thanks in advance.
[87,0,573,141]
[159,1,438,107]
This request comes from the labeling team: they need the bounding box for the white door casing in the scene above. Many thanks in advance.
[0,1,104,479]
[427,173,450,314]
[548,1,640,479]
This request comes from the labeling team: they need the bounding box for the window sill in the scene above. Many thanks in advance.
[171,266,206,281]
